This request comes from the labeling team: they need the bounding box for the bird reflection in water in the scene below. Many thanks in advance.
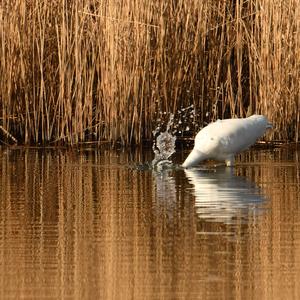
[185,167,267,225]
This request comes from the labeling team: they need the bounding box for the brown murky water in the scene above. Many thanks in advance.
[0,146,299,299]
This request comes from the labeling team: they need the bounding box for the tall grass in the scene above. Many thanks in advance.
[0,0,299,145]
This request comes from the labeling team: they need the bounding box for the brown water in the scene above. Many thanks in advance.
[0,146,299,300]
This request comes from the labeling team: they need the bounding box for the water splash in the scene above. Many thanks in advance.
[151,105,197,170]
[152,114,176,169]
[171,104,197,135]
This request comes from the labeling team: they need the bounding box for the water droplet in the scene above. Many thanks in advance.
[152,114,177,167]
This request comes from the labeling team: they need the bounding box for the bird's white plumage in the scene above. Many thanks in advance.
[182,115,272,168]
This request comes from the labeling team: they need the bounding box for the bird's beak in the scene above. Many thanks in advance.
[182,149,205,168]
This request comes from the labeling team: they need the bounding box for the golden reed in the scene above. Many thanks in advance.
[1,0,299,145]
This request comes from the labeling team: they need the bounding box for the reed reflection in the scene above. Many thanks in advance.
[0,147,299,300]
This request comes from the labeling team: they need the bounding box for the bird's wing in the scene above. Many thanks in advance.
[218,117,268,154]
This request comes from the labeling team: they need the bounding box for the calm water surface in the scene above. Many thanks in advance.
[0,146,299,299]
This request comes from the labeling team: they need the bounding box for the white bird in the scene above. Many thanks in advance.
[182,115,272,168]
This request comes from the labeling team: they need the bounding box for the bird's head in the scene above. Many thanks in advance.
[182,149,206,168]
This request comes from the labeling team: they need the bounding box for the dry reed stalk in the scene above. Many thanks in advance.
[0,125,17,144]
[0,0,299,145]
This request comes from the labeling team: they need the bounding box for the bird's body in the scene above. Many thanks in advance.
[182,115,272,168]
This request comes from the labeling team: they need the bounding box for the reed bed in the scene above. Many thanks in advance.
[0,0,299,145]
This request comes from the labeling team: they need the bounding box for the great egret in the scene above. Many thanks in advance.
[182,115,272,168]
